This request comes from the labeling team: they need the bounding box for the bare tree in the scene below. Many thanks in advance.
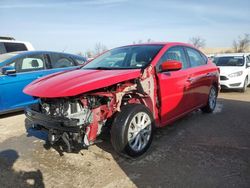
[94,42,108,56]
[85,50,93,58]
[232,33,250,52]
[76,51,84,56]
[133,38,153,44]
[189,36,206,49]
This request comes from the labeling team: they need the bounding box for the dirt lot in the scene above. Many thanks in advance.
[0,88,250,188]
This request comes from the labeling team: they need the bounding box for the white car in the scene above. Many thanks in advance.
[0,36,34,55]
[214,53,250,92]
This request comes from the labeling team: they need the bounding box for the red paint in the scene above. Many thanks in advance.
[24,42,219,142]
[24,69,141,98]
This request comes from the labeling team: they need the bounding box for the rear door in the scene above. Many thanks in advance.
[0,53,50,112]
[184,47,211,108]
[157,46,191,125]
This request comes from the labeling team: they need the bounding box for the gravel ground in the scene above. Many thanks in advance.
[0,88,250,188]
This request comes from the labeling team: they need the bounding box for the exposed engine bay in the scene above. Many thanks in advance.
[25,78,155,152]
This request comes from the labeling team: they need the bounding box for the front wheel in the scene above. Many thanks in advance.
[240,77,248,92]
[111,104,154,157]
[201,85,217,113]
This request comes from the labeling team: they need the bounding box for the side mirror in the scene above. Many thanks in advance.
[2,66,16,75]
[160,60,182,72]
[247,62,250,67]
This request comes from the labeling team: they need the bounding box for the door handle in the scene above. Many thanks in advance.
[37,75,43,78]
[187,77,194,83]
[205,73,213,77]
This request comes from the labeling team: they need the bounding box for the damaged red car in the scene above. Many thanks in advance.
[24,43,219,157]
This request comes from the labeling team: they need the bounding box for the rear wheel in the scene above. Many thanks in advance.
[111,104,154,157]
[201,85,217,113]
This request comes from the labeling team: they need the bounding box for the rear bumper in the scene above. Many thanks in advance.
[25,107,80,133]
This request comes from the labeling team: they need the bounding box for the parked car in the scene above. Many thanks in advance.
[24,43,219,157]
[0,36,34,54]
[214,53,250,92]
[0,51,87,114]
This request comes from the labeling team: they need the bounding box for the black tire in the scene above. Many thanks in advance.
[111,104,154,157]
[240,77,248,92]
[201,85,217,113]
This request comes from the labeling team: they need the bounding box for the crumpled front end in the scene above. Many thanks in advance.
[25,66,159,152]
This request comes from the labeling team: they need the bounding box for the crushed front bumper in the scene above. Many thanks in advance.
[25,107,80,133]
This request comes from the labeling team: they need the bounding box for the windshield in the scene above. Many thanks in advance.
[82,45,163,70]
[214,56,245,66]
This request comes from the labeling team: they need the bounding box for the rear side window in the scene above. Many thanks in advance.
[50,54,75,68]
[4,42,27,53]
[73,57,87,65]
[186,47,207,67]
[158,46,189,70]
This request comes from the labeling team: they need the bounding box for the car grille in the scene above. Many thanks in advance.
[220,76,228,80]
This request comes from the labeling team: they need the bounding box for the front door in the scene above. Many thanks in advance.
[157,46,191,125]
[0,54,50,112]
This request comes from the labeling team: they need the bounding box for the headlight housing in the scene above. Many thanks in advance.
[228,71,243,78]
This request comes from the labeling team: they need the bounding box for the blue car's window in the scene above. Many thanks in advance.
[50,54,75,68]
[73,57,87,65]
[10,54,46,73]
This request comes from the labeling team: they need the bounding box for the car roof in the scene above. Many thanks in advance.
[120,42,195,48]
[215,53,250,57]
[1,50,85,58]
[0,51,86,65]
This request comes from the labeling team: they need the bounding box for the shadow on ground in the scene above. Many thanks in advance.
[23,98,250,187]
[0,149,45,188]
[95,98,250,187]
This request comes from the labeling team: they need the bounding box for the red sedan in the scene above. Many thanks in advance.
[24,42,219,157]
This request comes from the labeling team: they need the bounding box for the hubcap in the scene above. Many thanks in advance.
[209,88,216,109]
[244,79,247,90]
[127,112,152,152]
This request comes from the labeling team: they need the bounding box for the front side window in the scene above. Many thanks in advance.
[214,56,244,67]
[157,46,189,70]
[50,54,75,68]
[186,48,207,67]
[246,56,250,66]
[82,45,163,70]
[11,54,45,73]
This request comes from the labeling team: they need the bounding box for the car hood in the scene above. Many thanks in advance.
[218,66,244,75]
[23,69,141,98]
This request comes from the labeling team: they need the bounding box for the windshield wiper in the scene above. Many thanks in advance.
[94,67,114,70]
[82,66,142,70]
[83,67,128,70]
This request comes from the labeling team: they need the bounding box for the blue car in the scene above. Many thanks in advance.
[0,51,86,114]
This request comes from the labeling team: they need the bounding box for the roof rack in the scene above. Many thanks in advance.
[0,36,15,40]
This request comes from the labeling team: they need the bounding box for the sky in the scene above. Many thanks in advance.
[1,0,250,53]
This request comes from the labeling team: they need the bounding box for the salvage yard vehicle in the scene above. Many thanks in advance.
[0,51,87,114]
[24,43,219,157]
[214,53,250,92]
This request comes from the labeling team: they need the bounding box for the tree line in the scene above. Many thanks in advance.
[79,34,250,58]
